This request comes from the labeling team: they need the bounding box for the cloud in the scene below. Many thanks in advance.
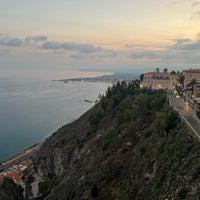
[41,41,102,53]
[0,34,48,48]
[170,0,200,6]
[0,34,103,56]
[1,33,200,66]
[79,44,102,53]
[190,10,200,19]
[170,38,200,51]
[70,50,117,59]
[175,38,192,44]
[25,35,48,44]
[0,37,23,47]
[125,43,147,50]
[192,1,200,6]
[0,49,12,56]
[125,43,168,51]
[126,37,200,63]
[129,51,157,59]
[128,51,174,61]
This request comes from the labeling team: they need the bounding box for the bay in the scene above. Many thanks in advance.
[0,77,109,163]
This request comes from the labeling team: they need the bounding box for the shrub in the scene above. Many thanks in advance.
[112,187,128,200]
[177,186,188,199]
[197,110,200,119]
[89,108,102,125]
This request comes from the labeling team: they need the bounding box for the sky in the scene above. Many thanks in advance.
[1,0,200,78]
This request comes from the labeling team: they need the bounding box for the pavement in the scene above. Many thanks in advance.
[168,93,200,139]
[31,173,43,198]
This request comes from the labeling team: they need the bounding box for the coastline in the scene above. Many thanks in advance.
[0,143,37,170]
[0,73,136,181]
[0,78,110,165]
[0,125,57,170]
[0,101,94,170]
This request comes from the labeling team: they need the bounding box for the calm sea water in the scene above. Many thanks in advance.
[0,77,108,162]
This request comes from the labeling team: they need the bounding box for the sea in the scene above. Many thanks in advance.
[0,71,110,163]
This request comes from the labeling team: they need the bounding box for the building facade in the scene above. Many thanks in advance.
[182,69,200,100]
[140,72,178,90]
[182,69,200,88]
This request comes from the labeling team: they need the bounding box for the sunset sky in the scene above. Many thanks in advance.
[1,0,200,77]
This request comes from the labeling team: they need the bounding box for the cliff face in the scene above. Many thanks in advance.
[34,82,200,200]
[35,110,93,178]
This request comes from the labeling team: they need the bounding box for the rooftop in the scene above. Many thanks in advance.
[183,69,200,73]
[144,72,178,77]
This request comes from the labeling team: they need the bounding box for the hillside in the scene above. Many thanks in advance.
[0,177,24,200]
[31,81,200,200]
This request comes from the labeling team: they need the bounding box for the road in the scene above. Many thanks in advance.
[168,94,200,139]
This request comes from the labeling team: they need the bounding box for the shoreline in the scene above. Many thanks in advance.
[0,144,37,171]
[0,130,54,170]
[0,104,92,168]
[0,73,136,171]
[0,105,92,170]
[0,80,110,167]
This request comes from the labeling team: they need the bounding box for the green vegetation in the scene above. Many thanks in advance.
[197,110,200,119]
[178,75,185,87]
[89,80,180,137]
[0,177,24,200]
[35,80,200,200]
[86,81,198,199]
[89,108,103,125]
[27,174,35,184]
[37,174,57,199]
[163,68,168,73]
[112,187,128,200]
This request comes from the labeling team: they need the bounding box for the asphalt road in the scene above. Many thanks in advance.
[168,94,200,138]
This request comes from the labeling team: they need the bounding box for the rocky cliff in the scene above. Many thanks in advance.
[33,81,200,200]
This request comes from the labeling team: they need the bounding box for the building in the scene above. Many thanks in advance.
[140,72,178,90]
[182,69,200,88]
[182,69,200,100]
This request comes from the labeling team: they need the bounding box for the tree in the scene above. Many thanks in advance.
[178,75,185,87]
[163,68,168,73]
[106,86,112,97]
[89,108,102,125]
[166,110,180,133]
[170,70,176,74]
[154,112,167,135]
[189,79,197,98]
[140,73,144,81]
[155,68,160,73]
[196,110,200,119]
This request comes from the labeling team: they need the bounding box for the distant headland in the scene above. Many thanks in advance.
[53,73,139,84]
